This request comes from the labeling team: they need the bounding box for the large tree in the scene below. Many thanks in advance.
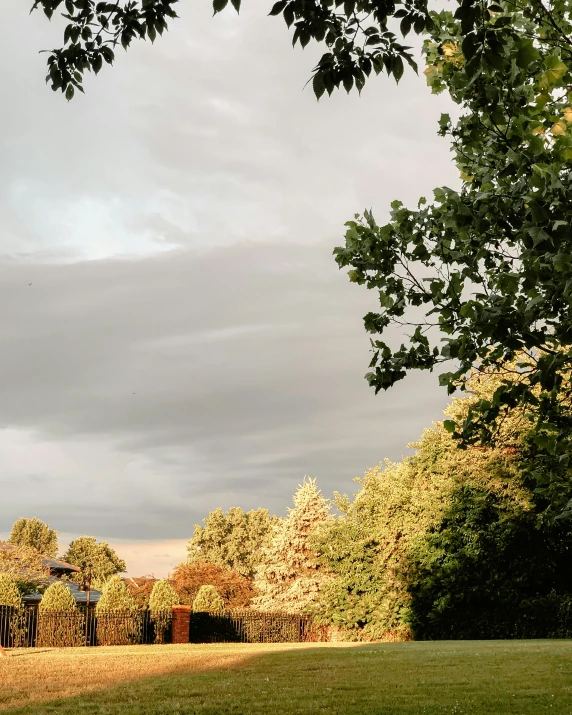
[252,478,332,614]
[187,507,276,579]
[28,0,572,511]
[314,365,572,640]
[62,536,126,590]
[9,518,58,558]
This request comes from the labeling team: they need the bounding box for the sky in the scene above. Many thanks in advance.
[0,0,459,576]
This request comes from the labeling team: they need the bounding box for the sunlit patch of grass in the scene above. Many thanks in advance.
[2,640,572,714]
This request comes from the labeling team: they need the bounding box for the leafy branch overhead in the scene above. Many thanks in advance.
[30,0,429,98]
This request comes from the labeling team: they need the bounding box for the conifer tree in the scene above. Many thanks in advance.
[9,517,58,557]
[252,478,332,614]
[149,580,179,644]
[192,585,225,614]
[37,582,83,647]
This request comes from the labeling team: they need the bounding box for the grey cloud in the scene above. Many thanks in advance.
[1,0,455,544]
[0,243,447,538]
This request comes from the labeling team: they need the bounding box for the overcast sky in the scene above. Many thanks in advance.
[0,0,459,575]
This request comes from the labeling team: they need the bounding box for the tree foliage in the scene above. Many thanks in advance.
[187,507,276,579]
[39,581,78,612]
[148,579,179,643]
[96,574,137,612]
[192,584,226,613]
[315,367,572,640]
[37,581,84,647]
[253,478,333,614]
[124,577,157,610]
[29,0,427,99]
[149,579,179,612]
[0,543,50,593]
[170,560,255,608]
[334,4,572,514]
[63,536,126,590]
[9,518,58,557]
[0,574,23,608]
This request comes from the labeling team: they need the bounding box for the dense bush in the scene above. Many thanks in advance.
[36,582,84,647]
[0,574,27,647]
[96,575,140,645]
[149,580,179,644]
[406,486,572,640]
[314,367,572,641]
[170,561,254,608]
[192,585,225,613]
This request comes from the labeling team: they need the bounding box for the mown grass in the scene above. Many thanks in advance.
[1,640,572,714]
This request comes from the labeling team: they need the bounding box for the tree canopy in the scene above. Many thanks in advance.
[253,478,333,614]
[63,536,126,590]
[0,543,50,591]
[9,518,58,557]
[314,366,572,640]
[187,507,276,579]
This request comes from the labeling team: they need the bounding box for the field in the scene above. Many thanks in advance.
[1,640,572,714]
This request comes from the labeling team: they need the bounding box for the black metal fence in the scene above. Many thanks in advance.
[189,611,316,643]
[0,606,171,648]
[1,605,319,648]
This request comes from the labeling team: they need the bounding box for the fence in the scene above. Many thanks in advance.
[189,611,318,643]
[0,606,169,648]
[0,605,318,648]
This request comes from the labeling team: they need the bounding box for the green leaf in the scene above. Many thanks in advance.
[65,84,75,101]
[213,0,228,14]
[269,0,287,15]
[443,420,456,433]
[312,72,326,100]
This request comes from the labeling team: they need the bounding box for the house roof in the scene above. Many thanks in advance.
[23,577,102,604]
[0,541,81,573]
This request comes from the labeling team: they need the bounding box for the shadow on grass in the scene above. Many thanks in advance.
[3,640,572,715]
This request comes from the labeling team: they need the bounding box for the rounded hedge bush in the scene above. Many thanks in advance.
[192,585,225,613]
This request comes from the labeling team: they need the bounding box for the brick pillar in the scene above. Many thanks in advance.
[171,605,191,644]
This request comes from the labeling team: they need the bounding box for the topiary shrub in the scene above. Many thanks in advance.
[0,574,27,647]
[192,585,225,614]
[149,580,179,644]
[96,575,141,645]
[36,582,84,647]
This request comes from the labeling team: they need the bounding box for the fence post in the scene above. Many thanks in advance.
[171,605,191,644]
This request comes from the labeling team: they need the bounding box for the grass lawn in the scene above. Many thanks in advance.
[1,640,571,714]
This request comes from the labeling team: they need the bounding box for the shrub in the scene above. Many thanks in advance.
[149,580,179,643]
[124,577,157,610]
[0,574,27,647]
[192,585,225,613]
[0,573,22,607]
[96,575,141,645]
[170,561,254,608]
[36,582,84,647]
